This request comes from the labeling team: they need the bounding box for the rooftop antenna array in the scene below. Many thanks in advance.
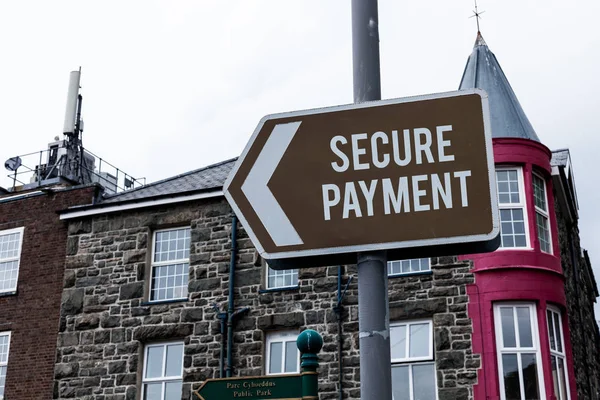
[2,70,145,194]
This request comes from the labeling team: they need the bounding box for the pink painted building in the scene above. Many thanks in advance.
[459,33,600,399]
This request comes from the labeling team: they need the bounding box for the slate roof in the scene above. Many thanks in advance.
[459,33,540,142]
[551,149,570,167]
[100,157,237,204]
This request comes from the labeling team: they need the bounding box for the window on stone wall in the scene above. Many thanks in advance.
[388,258,430,276]
[533,173,552,254]
[266,331,299,375]
[0,332,11,400]
[150,228,191,302]
[547,307,570,400]
[390,320,436,400]
[0,227,24,294]
[494,303,546,400]
[141,342,184,400]
[266,264,298,290]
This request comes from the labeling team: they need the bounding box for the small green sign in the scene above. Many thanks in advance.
[194,374,302,400]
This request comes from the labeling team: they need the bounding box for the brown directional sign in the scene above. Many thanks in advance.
[224,89,499,268]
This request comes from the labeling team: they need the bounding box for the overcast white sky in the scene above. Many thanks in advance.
[0,1,599,319]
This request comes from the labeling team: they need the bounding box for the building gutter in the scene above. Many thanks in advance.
[59,189,223,220]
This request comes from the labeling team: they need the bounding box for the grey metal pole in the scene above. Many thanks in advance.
[351,1,393,399]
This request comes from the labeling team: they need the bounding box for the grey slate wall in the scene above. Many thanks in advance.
[555,200,600,400]
[54,197,478,400]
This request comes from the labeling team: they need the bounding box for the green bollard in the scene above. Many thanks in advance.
[296,329,323,400]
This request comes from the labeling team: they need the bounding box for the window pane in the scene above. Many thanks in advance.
[145,346,164,378]
[267,267,298,289]
[165,381,183,400]
[0,366,6,398]
[165,344,183,377]
[0,260,19,292]
[390,325,406,360]
[547,310,556,351]
[269,342,282,374]
[502,354,521,400]
[496,169,520,204]
[536,213,551,253]
[533,175,547,212]
[516,307,533,348]
[500,307,517,348]
[391,365,410,400]
[554,313,563,353]
[521,353,541,400]
[143,383,162,400]
[500,209,527,248]
[558,357,568,400]
[284,341,297,373]
[409,324,429,358]
[151,263,189,301]
[388,259,430,276]
[0,335,9,364]
[551,356,560,400]
[413,363,436,400]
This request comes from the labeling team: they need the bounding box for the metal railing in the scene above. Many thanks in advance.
[3,147,145,193]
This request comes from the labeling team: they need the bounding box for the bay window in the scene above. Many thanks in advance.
[494,303,546,400]
[496,168,529,249]
[547,307,570,400]
[390,320,436,400]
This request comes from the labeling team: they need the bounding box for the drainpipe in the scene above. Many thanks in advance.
[226,215,238,378]
[333,267,353,400]
[212,303,227,378]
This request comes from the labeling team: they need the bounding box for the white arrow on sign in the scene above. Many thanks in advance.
[241,121,304,246]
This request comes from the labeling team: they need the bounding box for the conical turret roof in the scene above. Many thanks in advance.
[459,33,540,142]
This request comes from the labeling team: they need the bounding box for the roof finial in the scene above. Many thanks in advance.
[470,0,485,34]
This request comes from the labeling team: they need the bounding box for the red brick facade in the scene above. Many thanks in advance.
[0,186,97,400]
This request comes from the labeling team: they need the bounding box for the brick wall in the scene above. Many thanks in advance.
[55,197,478,400]
[0,186,96,400]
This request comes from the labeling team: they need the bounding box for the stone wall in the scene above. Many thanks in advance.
[555,200,600,399]
[55,197,477,399]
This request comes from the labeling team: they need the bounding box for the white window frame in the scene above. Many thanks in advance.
[0,331,12,400]
[141,341,184,400]
[494,303,546,400]
[265,264,298,290]
[495,167,531,250]
[388,258,431,276]
[532,173,552,254]
[265,331,299,375]
[0,227,24,294]
[390,319,438,400]
[149,227,191,302]
[547,306,570,400]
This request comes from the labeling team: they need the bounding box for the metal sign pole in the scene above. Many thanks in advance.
[351,1,393,399]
